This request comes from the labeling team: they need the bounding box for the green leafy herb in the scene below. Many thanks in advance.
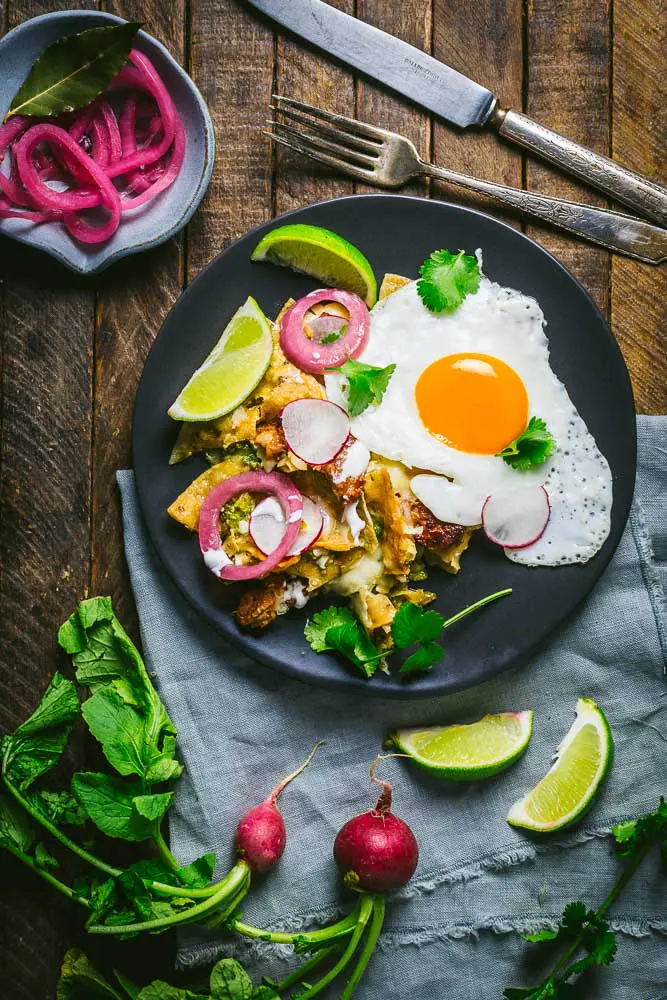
[417,249,480,313]
[505,799,667,998]
[498,417,556,471]
[59,597,182,785]
[305,606,383,679]
[8,23,142,120]
[306,589,512,678]
[27,789,87,826]
[72,772,172,842]
[56,948,123,1000]
[321,323,347,344]
[334,359,396,417]
[0,792,35,854]
[1,672,79,790]
[209,958,253,999]
[34,841,59,870]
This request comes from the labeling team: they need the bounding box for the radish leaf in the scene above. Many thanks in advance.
[1,672,79,790]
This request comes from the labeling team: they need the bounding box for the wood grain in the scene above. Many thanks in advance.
[610,0,666,414]
[273,0,355,216]
[525,0,611,314]
[432,0,524,222]
[0,2,96,994]
[187,0,275,276]
[356,1,432,198]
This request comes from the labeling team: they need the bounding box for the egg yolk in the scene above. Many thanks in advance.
[415,353,528,454]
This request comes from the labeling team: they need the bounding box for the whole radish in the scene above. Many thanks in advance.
[235,741,323,873]
[334,756,419,892]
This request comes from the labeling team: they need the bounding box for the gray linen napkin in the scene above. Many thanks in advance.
[117,416,666,999]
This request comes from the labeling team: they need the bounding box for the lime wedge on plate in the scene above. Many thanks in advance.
[251,224,378,306]
[391,711,534,780]
[507,698,613,832]
[168,297,273,422]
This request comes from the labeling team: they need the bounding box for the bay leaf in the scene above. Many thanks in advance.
[7,21,142,120]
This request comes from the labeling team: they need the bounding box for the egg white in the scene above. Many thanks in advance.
[325,270,612,566]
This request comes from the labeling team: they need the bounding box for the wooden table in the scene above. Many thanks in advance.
[0,1,664,995]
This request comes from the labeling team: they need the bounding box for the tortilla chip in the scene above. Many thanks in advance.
[167,454,250,530]
[379,273,411,299]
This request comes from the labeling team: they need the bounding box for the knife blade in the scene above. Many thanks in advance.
[246,0,496,129]
[246,0,667,224]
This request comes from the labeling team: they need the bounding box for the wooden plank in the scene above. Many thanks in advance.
[610,0,666,414]
[525,0,611,314]
[91,2,186,631]
[187,0,275,276]
[0,2,96,995]
[356,1,433,198]
[432,0,523,222]
[274,0,355,215]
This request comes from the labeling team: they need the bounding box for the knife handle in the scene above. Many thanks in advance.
[491,108,667,226]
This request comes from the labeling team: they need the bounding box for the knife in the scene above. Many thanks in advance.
[246,0,667,226]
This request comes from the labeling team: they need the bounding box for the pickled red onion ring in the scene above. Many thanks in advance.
[0,50,185,245]
[280,289,370,374]
[198,472,304,582]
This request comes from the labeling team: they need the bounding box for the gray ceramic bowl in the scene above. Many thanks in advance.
[0,10,214,274]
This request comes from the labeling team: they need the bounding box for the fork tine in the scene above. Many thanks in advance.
[263,130,377,184]
[272,94,391,143]
[272,104,382,156]
[268,120,379,169]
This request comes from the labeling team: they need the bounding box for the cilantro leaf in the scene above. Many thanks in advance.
[400,641,444,674]
[391,602,444,647]
[391,602,445,675]
[612,797,667,858]
[305,606,383,678]
[520,928,560,943]
[335,359,396,417]
[498,416,556,471]
[417,248,481,313]
[305,606,357,653]
[321,323,347,344]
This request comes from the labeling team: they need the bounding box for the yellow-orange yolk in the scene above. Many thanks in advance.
[415,353,529,454]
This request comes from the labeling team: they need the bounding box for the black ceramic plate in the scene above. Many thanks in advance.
[133,195,636,699]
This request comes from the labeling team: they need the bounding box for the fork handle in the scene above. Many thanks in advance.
[490,108,667,226]
[420,161,667,264]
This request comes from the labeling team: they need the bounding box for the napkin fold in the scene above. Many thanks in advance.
[117,416,666,1000]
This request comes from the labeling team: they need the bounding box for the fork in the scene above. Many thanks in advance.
[266,96,667,265]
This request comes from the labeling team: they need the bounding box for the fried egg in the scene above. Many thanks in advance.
[325,264,612,566]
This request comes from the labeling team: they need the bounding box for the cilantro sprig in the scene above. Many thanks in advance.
[332,359,396,417]
[505,798,667,999]
[417,248,481,313]
[498,416,556,471]
[305,588,512,679]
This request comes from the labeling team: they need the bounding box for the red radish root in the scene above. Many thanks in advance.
[333,756,419,892]
[235,741,324,873]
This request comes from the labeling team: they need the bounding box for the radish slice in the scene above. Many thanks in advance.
[280,289,369,374]
[250,496,323,557]
[199,471,303,582]
[281,398,350,466]
[482,486,551,549]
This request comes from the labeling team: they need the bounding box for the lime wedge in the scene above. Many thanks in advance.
[390,711,534,780]
[507,698,613,832]
[251,224,378,306]
[168,297,273,422]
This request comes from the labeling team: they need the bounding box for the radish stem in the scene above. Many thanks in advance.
[87,859,251,935]
[269,740,326,804]
[232,906,360,946]
[275,943,344,992]
[340,895,385,999]
[296,895,374,999]
[4,842,90,908]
